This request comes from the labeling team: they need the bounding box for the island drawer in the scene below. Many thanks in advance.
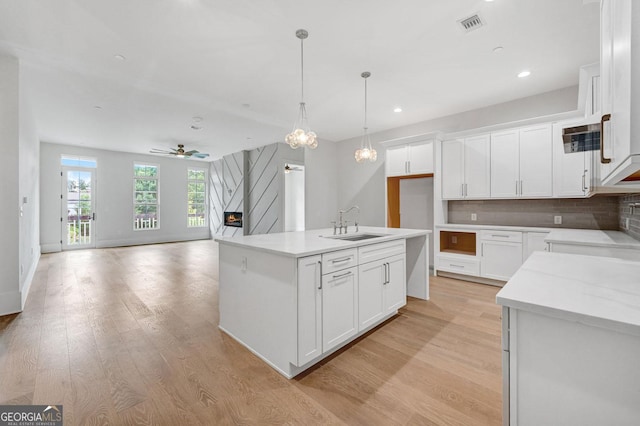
[358,239,406,265]
[322,249,358,274]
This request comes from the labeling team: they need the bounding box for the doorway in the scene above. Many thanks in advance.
[387,174,434,267]
[62,167,96,249]
[284,163,305,232]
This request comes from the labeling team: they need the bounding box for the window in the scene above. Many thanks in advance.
[187,168,207,227]
[134,164,159,230]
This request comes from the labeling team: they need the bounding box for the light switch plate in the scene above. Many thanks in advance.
[471,213,477,221]
[554,215,562,225]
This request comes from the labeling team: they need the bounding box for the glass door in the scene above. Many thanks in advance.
[62,168,96,249]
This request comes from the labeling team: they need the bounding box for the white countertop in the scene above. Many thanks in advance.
[545,229,640,250]
[214,226,431,258]
[496,251,640,336]
[436,223,553,233]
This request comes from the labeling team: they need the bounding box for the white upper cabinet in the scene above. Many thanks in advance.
[490,130,519,198]
[441,135,490,200]
[386,140,434,177]
[599,0,640,186]
[490,124,553,198]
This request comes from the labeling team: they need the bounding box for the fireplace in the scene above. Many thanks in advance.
[224,211,243,227]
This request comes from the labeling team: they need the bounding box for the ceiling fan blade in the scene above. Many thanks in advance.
[150,149,172,154]
[192,152,210,158]
[184,150,199,155]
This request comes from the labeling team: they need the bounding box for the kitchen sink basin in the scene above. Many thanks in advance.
[324,233,388,241]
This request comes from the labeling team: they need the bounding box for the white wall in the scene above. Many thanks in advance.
[0,55,21,315]
[304,139,339,229]
[284,164,305,232]
[40,142,210,252]
[18,62,40,308]
[0,55,40,315]
[336,86,580,227]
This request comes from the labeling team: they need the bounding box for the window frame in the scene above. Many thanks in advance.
[133,162,160,231]
[187,167,208,228]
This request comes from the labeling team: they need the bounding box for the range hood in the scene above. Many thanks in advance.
[562,123,600,153]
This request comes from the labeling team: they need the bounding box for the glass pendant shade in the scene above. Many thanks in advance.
[286,29,317,149]
[354,71,377,163]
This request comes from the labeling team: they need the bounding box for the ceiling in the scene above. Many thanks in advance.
[0,0,600,160]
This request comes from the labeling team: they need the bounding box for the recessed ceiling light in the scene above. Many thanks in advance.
[242,103,251,108]
[93,105,102,110]
[190,125,202,130]
[492,46,504,53]
[393,107,403,113]
[114,54,126,61]
[485,0,495,2]
[518,70,531,78]
[192,116,203,123]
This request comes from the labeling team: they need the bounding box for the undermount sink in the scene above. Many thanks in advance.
[323,233,388,241]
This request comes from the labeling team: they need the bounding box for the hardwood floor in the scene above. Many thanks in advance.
[0,240,502,425]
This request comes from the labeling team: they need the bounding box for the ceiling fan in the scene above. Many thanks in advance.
[284,164,303,173]
[149,144,209,159]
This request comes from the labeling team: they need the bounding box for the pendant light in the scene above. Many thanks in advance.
[354,71,377,163]
[285,29,318,149]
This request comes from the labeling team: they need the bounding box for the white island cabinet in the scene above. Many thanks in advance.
[216,227,429,378]
[497,252,640,425]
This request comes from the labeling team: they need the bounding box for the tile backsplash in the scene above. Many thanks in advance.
[619,194,640,239]
[449,197,620,230]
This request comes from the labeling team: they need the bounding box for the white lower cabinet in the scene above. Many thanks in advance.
[322,266,358,351]
[480,230,524,281]
[358,254,406,330]
[481,241,523,281]
[297,241,406,367]
[297,255,322,366]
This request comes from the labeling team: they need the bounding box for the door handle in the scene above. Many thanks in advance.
[600,113,612,164]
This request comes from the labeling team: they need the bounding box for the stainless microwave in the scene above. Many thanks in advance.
[562,123,601,153]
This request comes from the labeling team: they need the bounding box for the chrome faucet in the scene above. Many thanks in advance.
[334,206,360,234]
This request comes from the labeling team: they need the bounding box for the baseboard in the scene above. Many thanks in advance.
[436,270,506,287]
[20,249,41,309]
[96,234,211,249]
[0,290,21,316]
[41,242,61,253]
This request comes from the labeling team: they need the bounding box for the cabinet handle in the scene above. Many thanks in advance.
[318,261,322,290]
[383,263,388,285]
[600,113,612,164]
[386,262,390,284]
[461,183,464,197]
[449,264,465,269]
[407,161,411,174]
[332,271,353,279]
[515,180,519,195]
[491,234,510,238]
[331,257,352,264]
[520,180,523,195]
[582,171,587,192]
[464,183,468,197]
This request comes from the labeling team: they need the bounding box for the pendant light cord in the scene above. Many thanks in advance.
[363,77,368,131]
[300,37,305,103]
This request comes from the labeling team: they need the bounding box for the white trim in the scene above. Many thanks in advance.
[443,110,583,140]
[95,233,211,249]
[20,249,41,309]
[380,131,443,147]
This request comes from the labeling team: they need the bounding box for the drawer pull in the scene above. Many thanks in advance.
[332,271,353,279]
[491,234,510,238]
[331,257,352,264]
[449,264,465,269]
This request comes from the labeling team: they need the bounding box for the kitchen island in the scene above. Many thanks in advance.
[215,226,430,378]
[496,251,640,425]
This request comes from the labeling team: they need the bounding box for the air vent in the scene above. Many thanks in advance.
[458,13,484,32]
